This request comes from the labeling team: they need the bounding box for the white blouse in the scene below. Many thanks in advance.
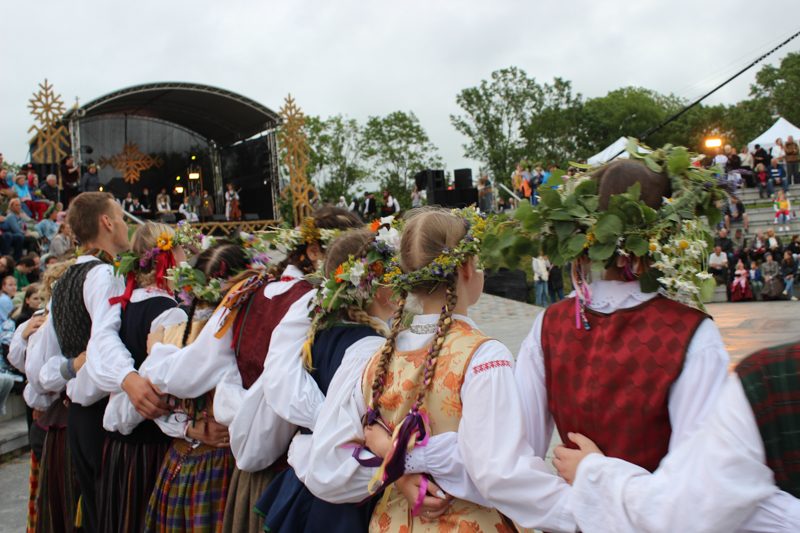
[21,318,59,410]
[101,288,187,435]
[571,374,800,532]
[302,313,576,533]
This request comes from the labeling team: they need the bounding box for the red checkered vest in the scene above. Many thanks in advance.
[233,280,313,389]
[542,295,707,472]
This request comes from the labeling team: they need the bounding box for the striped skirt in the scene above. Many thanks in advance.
[35,426,78,533]
[97,437,170,533]
[145,439,234,533]
[27,451,40,533]
[221,466,283,533]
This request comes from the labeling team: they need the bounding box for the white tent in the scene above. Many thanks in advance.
[587,137,649,165]
[747,117,800,151]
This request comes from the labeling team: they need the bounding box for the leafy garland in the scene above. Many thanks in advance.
[167,261,225,306]
[481,140,727,309]
[383,207,486,294]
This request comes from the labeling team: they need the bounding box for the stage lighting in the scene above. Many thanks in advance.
[189,171,200,180]
[174,185,184,194]
[191,155,197,161]
[705,138,722,149]
[176,176,181,181]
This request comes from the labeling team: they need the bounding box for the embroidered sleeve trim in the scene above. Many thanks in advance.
[472,359,512,375]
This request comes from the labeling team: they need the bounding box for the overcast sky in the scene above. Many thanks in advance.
[2,0,799,174]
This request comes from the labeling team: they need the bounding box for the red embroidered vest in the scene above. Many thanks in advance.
[233,279,312,389]
[542,295,706,472]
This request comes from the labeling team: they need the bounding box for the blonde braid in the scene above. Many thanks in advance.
[412,280,458,408]
[346,306,391,338]
[369,291,407,409]
[40,258,77,303]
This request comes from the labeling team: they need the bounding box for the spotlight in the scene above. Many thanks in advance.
[705,138,722,149]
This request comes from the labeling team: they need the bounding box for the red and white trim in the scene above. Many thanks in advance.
[472,359,512,375]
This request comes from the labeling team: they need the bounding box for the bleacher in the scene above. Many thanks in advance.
[733,186,799,236]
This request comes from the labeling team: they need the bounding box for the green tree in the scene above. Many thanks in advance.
[304,115,367,203]
[451,67,544,184]
[523,77,584,165]
[751,52,800,126]
[362,111,443,207]
[578,87,673,157]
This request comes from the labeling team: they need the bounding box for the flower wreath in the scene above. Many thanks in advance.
[167,261,225,307]
[481,139,727,319]
[302,216,401,367]
[257,217,342,264]
[111,231,176,309]
[383,206,486,294]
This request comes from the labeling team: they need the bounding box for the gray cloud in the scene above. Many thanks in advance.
[3,0,799,174]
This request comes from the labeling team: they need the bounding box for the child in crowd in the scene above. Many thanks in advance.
[774,189,792,232]
[731,259,753,302]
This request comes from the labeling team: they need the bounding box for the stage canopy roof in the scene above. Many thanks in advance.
[587,136,650,165]
[747,117,800,151]
[64,82,280,146]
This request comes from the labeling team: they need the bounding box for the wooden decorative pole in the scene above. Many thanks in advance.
[278,94,316,225]
[28,79,69,164]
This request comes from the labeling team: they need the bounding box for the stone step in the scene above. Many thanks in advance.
[0,416,27,460]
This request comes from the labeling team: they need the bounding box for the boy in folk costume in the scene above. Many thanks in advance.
[96,222,189,532]
[35,193,169,533]
[481,146,730,528]
[254,223,399,532]
[140,207,362,533]
[304,207,576,533]
[104,241,251,532]
[554,340,800,532]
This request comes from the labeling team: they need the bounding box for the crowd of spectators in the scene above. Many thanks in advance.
[709,225,800,301]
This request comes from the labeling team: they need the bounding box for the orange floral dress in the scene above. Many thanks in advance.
[362,320,515,533]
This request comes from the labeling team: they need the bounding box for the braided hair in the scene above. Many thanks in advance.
[367,208,467,412]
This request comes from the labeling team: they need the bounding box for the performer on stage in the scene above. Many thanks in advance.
[139,206,362,533]
[96,222,188,532]
[305,207,576,532]
[224,183,240,221]
[38,193,167,533]
[254,223,398,532]
[553,340,800,532]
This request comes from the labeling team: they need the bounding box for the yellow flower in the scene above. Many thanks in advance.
[649,242,658,252]
[678,240,689,250]
[156,232,173,251]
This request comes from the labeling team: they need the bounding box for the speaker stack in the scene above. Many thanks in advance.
[414,168,478,209]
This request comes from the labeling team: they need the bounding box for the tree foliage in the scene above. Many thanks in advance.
[751,52,800,127]
[451,67,542,185]
[305,115,366,202]
[362,110,443,207]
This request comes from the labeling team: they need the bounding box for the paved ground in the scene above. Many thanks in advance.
[0,295,798,532]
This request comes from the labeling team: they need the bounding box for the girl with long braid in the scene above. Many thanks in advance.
[253,224,398,532]
[304,207,575,532]
[104,242,250,532]
[96,222,189,533]
[136,207,362,533]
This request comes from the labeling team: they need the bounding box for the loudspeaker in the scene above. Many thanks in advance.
[414,169,446,190]
[430,188,479,209]
[454,168,473,189]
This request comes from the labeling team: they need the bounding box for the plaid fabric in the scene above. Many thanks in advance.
[27,451,39,533]
[98,437,170,533]
[145,439,233,533]
[736,341,800,498]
